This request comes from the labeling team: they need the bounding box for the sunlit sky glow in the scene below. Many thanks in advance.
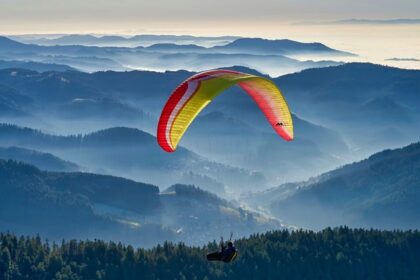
[1,0,420,35]
[1,0,420,69]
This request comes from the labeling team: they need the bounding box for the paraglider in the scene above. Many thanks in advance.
[207,234,238,263]
[157,69,293,152]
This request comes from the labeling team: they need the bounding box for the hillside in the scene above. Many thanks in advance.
[0,160,171,246]
[0,124,266,192]
[184,112,349,183]
[0,59,76,72]
[0,160,280,246]
[159,184,282,244]
[0,146,80,171]
[0,84,32,117]
[268,141,420,229]
[1,227,419,279]
[276,63,420,154]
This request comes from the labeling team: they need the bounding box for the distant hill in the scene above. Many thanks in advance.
[0,36,29,51]
[0,36,345,75]
[164,184,226,205]
[0,84,32,117]
[0,159,172,246]
[268,141,420,229]
[184,111,350,184]
[0,146,80,172]
[0,69,150,121]
[0,60,75,72]
[213,38,354,56]
[0,160,280,246]
[160,184,282,243]
[0,124,266,192]
[12,34,240,47]
[173,171,226,194]
[10,35,351,56]
[40,55,128,72]
[145,43,206,52]
[142,39,352,58]
[276,63,420,154]
[57,97,149,120]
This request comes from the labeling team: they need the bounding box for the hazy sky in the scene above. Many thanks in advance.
[1,0,420,34]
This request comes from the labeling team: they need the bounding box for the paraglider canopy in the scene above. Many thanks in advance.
[157,69,293,152]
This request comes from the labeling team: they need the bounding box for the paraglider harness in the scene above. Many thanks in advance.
[207,233,238,263]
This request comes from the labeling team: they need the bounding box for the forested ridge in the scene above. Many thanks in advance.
[1,227,419,280]
[269,141,420,229]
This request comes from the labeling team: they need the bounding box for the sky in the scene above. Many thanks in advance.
[1,0,419,69]
[1,0,420,34]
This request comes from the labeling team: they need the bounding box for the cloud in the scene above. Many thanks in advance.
[2,0,420,33]
[295,18,420,25]
[385,57,420,62]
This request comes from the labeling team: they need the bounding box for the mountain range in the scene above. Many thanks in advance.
[11,34,241,48]
[0,124,266,192]
[1,63,419,186]
[0,32,419,239]
[0,66,354,185]
[275,63,420,155]
[0,36,348,75]
[245,141,420,229]
[0,59,75,72]
[0,159,281,247]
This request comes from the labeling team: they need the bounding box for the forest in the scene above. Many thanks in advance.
[1,227,419,280]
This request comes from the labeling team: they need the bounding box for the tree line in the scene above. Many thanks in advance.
[1,227,419,280]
